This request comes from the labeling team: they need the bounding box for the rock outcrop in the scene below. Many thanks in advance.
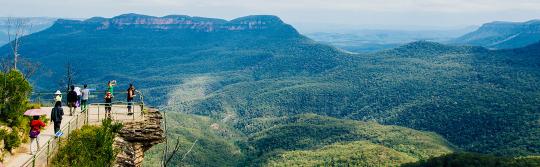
[113,109,165,167]
[53,13,293,32]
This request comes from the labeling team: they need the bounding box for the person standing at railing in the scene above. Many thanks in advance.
[74,86,82,108]
[127,84,136,115]
[51,101,64,136]
[107,80,116,98]
[54,90,62,103]
[67,85,78,116]
[29,115,45,155]
[81,84,90,113]
[105,91,112,118]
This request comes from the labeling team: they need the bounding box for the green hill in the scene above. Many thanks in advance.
[143,113,244,167]
[266,141,417,166]
[243,114,454,165]
[183,41,540,156]
[143,113,455,166]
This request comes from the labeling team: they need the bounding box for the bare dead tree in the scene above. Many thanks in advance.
[6,17,31,70]
[58,60,77,92]
[162,136,199,167]
[164,136,182,166]
[19,58,41,79]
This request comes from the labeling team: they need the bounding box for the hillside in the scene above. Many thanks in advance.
[1,13,540,165]
[452,19,540,49]
[143,113,455,166]
[182,41,540,156]
[2,13,344,104]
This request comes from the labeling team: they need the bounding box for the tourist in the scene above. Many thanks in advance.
[50,101,64,135]
[54,90,62,103]
[104,91,112,118]
[67,85,78,116]
[107,80,116,98]
[126,84,136,115]
[74,86,82,108]
[29,115,45,155]
[81,84,90,112]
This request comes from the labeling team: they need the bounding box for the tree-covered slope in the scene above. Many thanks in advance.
[243,114,455,165]
[183,41,540,156]
[0,13,346,104]
[143,113,245,167]
[266,141,417,166]
[144,113,455,166]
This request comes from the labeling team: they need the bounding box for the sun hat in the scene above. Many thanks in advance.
[54,90,62,95]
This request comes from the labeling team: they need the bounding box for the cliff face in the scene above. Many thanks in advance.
[51,13,293,32]
[114,109,165,167]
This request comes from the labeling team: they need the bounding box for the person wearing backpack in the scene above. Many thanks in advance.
[29,115,46,155]
[67,85,78,116]
[51,101,64,135]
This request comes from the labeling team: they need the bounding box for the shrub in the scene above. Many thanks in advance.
[4,129,21,151]
[0,70,32,126]
[53,119,122,167]
[0,70,33,151]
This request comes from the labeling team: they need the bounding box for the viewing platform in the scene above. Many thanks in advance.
[4,103,151,167]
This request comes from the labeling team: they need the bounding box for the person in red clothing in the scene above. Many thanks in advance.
[29,116,45,155]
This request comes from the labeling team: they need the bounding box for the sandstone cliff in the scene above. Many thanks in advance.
[114,109,165,167]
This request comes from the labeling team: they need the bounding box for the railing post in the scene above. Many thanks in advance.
[132,102,135,121]
[47,140,50,164]
[86,105,89,124]
[32,154,36,167]
[112,103,115,121]
[68,122,71,136]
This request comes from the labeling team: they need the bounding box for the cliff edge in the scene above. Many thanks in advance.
[113,109,165,167]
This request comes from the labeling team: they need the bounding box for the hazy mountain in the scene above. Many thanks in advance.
[0,17,57,45]
[2,14,540,166]
[452,19,540,49]
[305,27,476,53]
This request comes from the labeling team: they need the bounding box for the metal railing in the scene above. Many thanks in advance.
[21,90,147,167]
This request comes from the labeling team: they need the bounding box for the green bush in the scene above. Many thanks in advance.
[53,119,122,167]
[4,129,21,151]
[0,70,32,126]
[0,70,33,151]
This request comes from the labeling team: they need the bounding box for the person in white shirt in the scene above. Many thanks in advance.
[81,84,90,113]
[74,86,82,110]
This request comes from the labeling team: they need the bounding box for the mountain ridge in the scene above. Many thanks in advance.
[452,19,540,49]
[50,13,291,32]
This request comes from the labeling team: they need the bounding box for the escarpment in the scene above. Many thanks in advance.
[114,109,165,167]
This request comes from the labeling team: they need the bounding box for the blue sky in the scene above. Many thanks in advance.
[1,0,539,31]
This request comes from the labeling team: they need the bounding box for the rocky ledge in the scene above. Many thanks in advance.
[113,109,165,167]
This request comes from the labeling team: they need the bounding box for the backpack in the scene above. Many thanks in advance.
[68,91,78,102]
[29,129,40,138]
